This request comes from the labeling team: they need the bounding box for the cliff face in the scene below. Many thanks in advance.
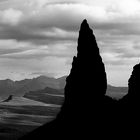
[128,64,140,97]
[123,63,140,103]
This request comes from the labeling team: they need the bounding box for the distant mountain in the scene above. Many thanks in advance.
[0,76,66,98]
[56,76,67,89]
[106,85,128,100]
[14,76,62,96]
[0,75,127,100]
[0,79,18,97]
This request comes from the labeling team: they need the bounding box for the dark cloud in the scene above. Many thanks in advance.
[0,2,138,49]
[0,23,77,46]
[0,25,48,41]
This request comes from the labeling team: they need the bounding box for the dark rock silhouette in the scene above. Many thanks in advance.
[113,63,140,128]
[60,19,113,123]
[2,95,13,102]
[127,63,140,101]
[19,19,113,139]
[121,63,140,105]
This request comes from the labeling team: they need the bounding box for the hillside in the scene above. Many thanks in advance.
[23,87,64,105]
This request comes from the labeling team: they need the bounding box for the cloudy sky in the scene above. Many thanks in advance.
[0,0,140,86]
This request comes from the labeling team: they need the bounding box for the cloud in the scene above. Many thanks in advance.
[0,55,71,79]
[1,0,140,85]
[0,8,23,25]
[0,1,140,45]
[101,52,125,65]
[20,3,109,31]
[0,39,37,56]
[0,40,76,60]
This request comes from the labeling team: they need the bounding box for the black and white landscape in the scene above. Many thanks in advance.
[0,74,129,134]
[1,0,140,139]
[0,73,129,138]
[0,75,66,139]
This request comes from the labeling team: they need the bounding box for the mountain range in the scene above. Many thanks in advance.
[0,76,66,98]
[0,75,127,100]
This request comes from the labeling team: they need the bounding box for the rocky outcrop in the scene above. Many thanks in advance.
[122,63,140,104]
[20,19,109,140]
[61,19,108,119]
[66,19,107,96]
[128,63,140,99]
[2,95,13,102]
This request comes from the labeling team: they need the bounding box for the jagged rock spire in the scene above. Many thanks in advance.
[75,19,107,95]
[20,19,108,140]
[62,19,107,118]
[77,19,99,59]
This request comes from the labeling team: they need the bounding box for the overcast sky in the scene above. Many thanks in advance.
[0,0,140,86]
